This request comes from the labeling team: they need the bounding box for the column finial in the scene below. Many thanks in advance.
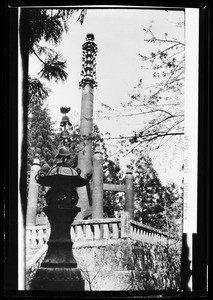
[79,33,98,89]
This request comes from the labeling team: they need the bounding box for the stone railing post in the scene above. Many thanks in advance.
[125,168,134,219]
[26,154,41,226]
[120,211,131,238]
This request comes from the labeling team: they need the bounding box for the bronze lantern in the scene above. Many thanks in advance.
[31,142,87,290]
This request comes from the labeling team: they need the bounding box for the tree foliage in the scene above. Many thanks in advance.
[122,20,185,150]
[27,106,182,231]
[91,126,183,227]
[24,8,86,215]
[133,155,164,227]
[27,104,59,168]
[95,17,185,153]
[26,8,86,107]
[27,115,124,216]
[27,103,61,214]
[103,159,124,218]
[128,151,183,237]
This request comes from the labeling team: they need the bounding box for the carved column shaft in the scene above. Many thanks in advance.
[77,33,98,220]
[92,145,103,219]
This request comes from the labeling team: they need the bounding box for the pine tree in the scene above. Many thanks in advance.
[160,183,183,239]
[27,104,59,215]
[131,153,182,234]
[27,104,59,168]
[103,159,124,218]
[20,8,87,108]
[133,155,164,227]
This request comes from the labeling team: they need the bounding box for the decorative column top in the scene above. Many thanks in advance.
[32,153,41,166]
[79,33,98,89]
[59,107,72,148]
[125,167,134,180]
[93,143,102,155]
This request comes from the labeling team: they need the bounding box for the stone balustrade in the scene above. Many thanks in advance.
[71,218,121,241]
[26,225,50,249]
[71,218,169,245]
[129,220,169,245]
[26,217,170,250]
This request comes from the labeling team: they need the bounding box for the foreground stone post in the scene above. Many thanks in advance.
[92,144,103,219]
[26,154,41,226]
[125,169,134,219]
[120,211,131,238]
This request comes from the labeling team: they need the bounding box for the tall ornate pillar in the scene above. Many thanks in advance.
[77,33,98,219]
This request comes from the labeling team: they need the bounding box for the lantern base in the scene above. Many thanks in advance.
[31,267,84,291]
[30,205,84,291]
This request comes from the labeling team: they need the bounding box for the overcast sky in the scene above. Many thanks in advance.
[29,8,185,185]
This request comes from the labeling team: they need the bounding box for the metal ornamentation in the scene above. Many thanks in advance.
[37,153,87,208]
[79,33,98,89]
[36,105,88,205]
[59,106,73,147]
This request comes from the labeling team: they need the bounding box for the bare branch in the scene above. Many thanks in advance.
[139,43,184,62]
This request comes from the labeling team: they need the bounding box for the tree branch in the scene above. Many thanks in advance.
[32,47,47,65]
[139,43,184,62]
[140,115,183,136]
[156,119,184,148]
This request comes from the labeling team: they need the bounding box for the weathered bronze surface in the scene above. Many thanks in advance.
[31,206,84,291]
[36,160,88,189]
[31,148,86,290]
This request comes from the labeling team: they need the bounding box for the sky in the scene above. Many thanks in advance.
[29,8,185,185]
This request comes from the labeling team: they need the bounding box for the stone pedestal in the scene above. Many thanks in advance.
[31,206,84,291]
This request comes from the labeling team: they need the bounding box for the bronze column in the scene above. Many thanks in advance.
[77,33,98,219]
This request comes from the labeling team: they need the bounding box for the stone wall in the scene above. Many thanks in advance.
[73,238,181,291]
